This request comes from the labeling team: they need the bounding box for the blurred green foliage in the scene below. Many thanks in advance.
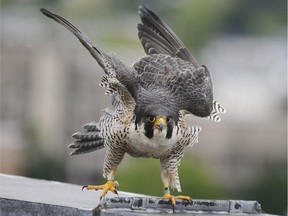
[116,156,226,199]
[242,164,287,215]
[23,122,66,181]
[2,0,286,50]
[221,0,287,35]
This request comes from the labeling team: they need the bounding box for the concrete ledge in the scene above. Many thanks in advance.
[0,174,274,215]
[97,197,264,215]
[0,174,144,216]
[1,198,92,216]
[100,197,262,213]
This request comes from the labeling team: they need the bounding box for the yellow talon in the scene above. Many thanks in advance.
[82,180,119,199]
[162,193,192,212]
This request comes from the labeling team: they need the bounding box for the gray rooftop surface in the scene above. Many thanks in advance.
[0,174,276,216]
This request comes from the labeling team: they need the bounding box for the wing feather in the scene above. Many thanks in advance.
[134,54,213,117]
[138,5,199,67]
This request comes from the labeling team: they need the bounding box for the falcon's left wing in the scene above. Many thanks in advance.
[133,54,213,118]
[138,5,199,67]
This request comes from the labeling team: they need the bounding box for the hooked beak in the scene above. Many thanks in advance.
[153,116,167,131]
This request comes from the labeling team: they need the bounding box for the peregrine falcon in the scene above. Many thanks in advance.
[40,5,226,209]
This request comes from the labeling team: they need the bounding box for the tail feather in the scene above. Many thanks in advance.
[69,121,105,155]
[83,121,101,131]
[72,131,102,141]
[69,140,104,149]
[69,140,104,155]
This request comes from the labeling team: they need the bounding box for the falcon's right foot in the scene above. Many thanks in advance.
[82,180,119,200]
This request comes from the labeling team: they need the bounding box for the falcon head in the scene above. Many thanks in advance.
[135,104,179,139]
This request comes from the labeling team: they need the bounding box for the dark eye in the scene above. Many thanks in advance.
[148,116,155,122]
[166,117,171,123]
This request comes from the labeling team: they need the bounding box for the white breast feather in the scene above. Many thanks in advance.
[127,124,180,157]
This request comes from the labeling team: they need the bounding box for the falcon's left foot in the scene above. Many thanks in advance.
[162,193,192,212]
[82,180,119,200]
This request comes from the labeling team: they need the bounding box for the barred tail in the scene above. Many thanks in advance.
[206,100,226,122]
[69,122,105,155]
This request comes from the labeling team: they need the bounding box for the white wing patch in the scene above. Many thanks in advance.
[206,100,226,122]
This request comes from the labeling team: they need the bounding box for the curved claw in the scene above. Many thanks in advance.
[82,185,100,191]
[82,180,119,199]
[162,193,191,212]
[114,190,118,195]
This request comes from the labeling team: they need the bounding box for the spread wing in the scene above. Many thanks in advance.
[138,5,200,67]
[136,5,213,117]
[136,5,226,130]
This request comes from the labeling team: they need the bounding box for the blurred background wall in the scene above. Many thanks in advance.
[1,0,287,214]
